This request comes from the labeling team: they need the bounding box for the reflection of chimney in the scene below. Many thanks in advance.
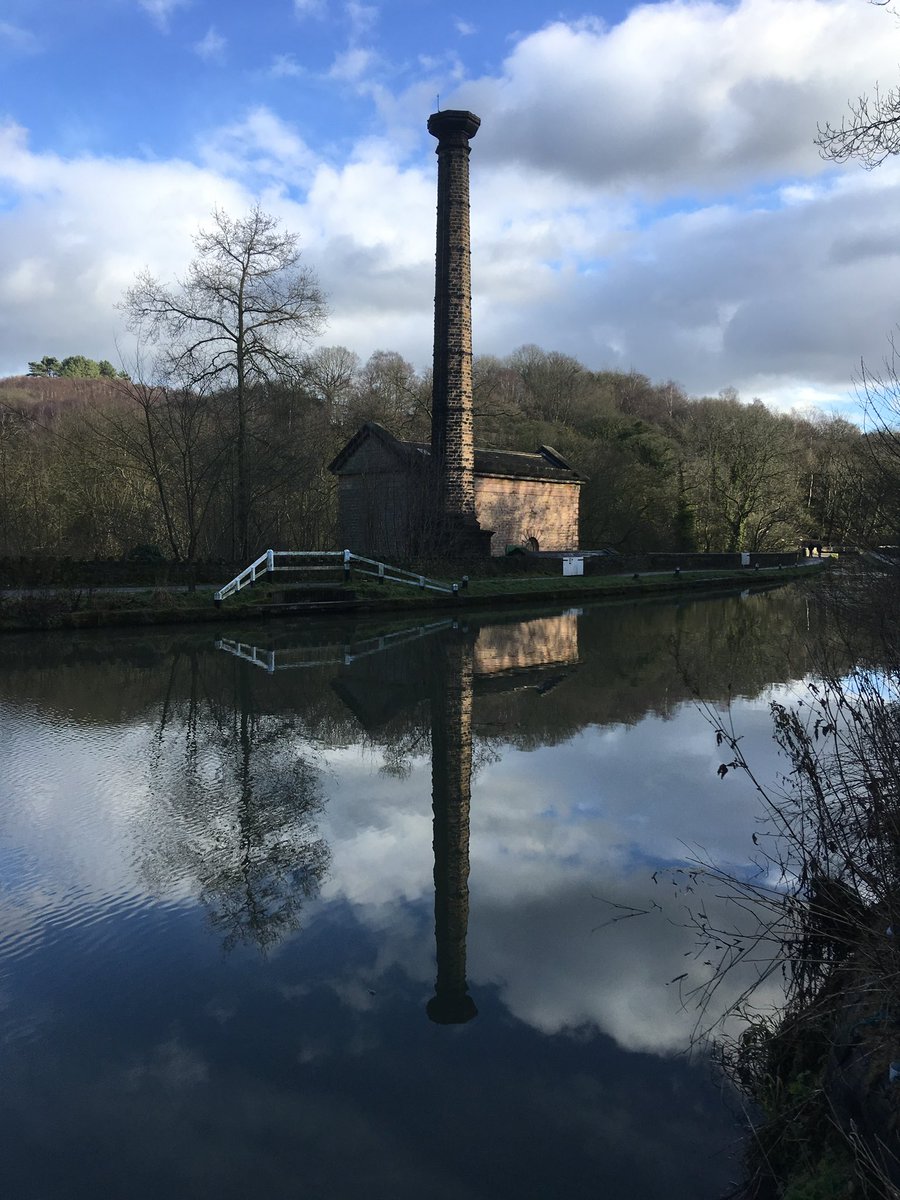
[427,110,488,556]
[426,632,478,1024]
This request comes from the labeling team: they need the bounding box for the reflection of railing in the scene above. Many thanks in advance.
[214,549,457,602]
[215,619,455,673]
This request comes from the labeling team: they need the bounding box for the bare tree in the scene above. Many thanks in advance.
[97,375,229,564]
[682,396,802,552]
[142,652,329,954]
[814,3,900,549]
[817,82,900,167]
[122,206,327,559]
[301,344,360,419]
[816,2,900,167]
[507,344,590,426]
[347,349,429,436]
[853,351,900,542]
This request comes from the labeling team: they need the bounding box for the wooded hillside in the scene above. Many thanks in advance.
[0,346,893,562]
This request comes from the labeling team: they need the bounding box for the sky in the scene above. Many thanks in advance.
[2,0,900,415]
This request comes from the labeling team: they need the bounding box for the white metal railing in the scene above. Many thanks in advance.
[215,618,455,672]
[213,549,458,602]
[347,552,456,594]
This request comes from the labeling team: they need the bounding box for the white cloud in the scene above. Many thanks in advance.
[193,26,226,64]
[0,120,250,371]
[743,380,854,414]
[346,1,378,38]
[3,94,899,406]
[294,0,327,17]
[269,54,303,79]
[455,19,476,37]
[454,0,899,197]
[138,0,190,32]
[0,21,39,53]
[0,113,434,374]
[0,81,894,409]
[464,154,900,405]
[198,107,316,183]
[325,1,380,86]
[328,47,374,82]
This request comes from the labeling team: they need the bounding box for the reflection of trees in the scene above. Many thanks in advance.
[476,584,856,751]
[285,586,837,768]
[0,585,848,749]
[143,650,329,953]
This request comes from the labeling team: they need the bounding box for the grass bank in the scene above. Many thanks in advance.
[0,562,827,632]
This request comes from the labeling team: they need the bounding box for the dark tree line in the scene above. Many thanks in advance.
[1,340,897,562]
[27,354,128,380]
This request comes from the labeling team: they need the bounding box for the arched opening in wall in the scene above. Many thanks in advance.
[526,536,539,552]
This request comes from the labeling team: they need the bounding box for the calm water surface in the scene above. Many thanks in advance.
[0,584,834,1198]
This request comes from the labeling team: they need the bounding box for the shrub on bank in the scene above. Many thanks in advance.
[0,557,243,589]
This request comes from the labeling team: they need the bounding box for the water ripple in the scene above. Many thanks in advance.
[0,881,188,972]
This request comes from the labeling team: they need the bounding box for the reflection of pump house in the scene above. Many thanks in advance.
[217,611,580,1024]
[328,109,584,558]
[328,612,581,1025]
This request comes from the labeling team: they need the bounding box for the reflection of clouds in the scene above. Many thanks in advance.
[2,1044,498,1200]
[315,691,795,1054]
[327,977,379,1014]
[123,1036,209,1090]
[296,1035,331,1064]
[0,707,161,896]
[0,876,56,962]
[204,999,237,1026]
[318,747,434,906]
[1,660,798,1058]
[468,869,786,1055]
[474,692,793,874]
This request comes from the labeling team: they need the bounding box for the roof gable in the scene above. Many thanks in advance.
[328,421,421,474]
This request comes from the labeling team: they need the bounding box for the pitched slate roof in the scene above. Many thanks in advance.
[472,445,583,482]
[328,421,584,483]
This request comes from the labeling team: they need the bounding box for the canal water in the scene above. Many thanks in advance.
[0,584,834,1198]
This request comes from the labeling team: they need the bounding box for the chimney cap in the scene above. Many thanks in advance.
[427,110,481,141]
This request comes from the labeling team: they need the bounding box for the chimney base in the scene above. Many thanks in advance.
[437,515,493,559]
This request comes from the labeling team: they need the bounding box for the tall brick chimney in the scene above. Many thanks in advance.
[427,109,490,555]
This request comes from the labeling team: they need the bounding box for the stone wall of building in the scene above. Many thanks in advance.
[335,438,433,558]
[335,443,581,560]
[336,472,417,559]
[475,477,580,555]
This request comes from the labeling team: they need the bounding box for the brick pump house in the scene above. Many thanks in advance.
[329,108,584,559]
[329,422,582,558]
